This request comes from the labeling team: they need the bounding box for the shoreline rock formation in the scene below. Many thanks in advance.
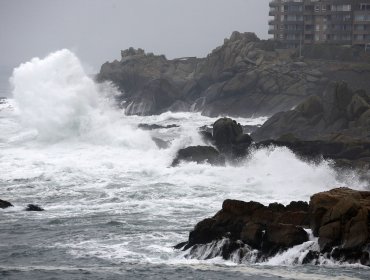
[97,31,370,117]
[176,188,370,266]
[0,199,13,209]
[252,82,370,143]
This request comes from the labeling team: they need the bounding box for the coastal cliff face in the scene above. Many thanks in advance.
[252,82,370,142]
[97,31,370,117]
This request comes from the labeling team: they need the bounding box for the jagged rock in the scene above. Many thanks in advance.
[98,32,370,117]
[0,199,13,209]
[177,188,370,266]
[178,198,309,259]
[309,188,370,262]
[125,79,182,115]
[25,204,44,211]
[171,146,225,166]
[252,82,370,142]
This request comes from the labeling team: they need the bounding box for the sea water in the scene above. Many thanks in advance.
[0,50,369,280]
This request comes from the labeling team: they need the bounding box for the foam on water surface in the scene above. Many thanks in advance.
[0,49,369,279]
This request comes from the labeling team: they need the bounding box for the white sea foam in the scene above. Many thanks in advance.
[1,49,368,278]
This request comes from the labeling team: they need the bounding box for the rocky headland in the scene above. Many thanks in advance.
[97,31,370,118]
[176,187,370,266]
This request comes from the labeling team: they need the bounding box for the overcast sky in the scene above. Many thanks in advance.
[0,0,270,73]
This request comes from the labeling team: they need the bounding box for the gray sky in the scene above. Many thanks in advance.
[0,0,270,73]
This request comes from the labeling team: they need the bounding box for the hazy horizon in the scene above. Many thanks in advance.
[0,0,270,74]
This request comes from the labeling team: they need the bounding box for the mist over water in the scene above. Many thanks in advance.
[1,50,368,279]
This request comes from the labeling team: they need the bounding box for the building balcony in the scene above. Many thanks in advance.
[353,29,370,35]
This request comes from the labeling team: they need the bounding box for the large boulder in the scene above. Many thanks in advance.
[212,118,253,157]
[177,198,309,259]
[213,118,243,146]
[177,188,370,266]
[171,146,225,166]
[309,188,370,262]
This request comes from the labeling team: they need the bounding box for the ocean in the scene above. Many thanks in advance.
[0,49,369,280]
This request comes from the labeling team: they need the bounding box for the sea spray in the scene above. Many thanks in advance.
[1,50,368,279]
[10,49,155,149]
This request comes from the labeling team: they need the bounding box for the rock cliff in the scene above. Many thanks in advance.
[97,31,370,117]
[252,82,370,142]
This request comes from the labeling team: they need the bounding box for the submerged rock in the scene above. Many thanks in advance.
[138,123,179,130]
[171,146,225,166]
[25,204,44,211]
[152,137,170,149]
[0,199,13,209]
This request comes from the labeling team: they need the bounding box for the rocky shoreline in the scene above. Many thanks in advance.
[97,31,370,118]
[175,187,370,266]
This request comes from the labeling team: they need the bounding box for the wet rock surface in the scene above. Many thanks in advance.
[138,123,179,130]
[252,82,370,143]
[97,32,370,117]
[25,204,44,211]
[171,146,225,166]
[0,199,13,209]
[177,188,370,266]
[179,198,309,258]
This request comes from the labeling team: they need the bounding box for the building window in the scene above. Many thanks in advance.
[332,4,351,12]
[360,3,370,11]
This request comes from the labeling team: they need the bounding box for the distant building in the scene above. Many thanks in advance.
[268,0,370,48]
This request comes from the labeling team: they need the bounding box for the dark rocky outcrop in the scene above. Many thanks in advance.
[179,198,309,259]
[0,199,13,209]
[174,117,254,166]
[252,82,370,143]
[138,123,179,130]
[254,139,370,170]
[177,188,370,266]
[212,117,253,157]
[98,32,370,117]
[171,146,225,166]
[310,188,370,265]
[25,204,44,211]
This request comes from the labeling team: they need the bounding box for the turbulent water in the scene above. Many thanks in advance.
[0,50,369,280]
